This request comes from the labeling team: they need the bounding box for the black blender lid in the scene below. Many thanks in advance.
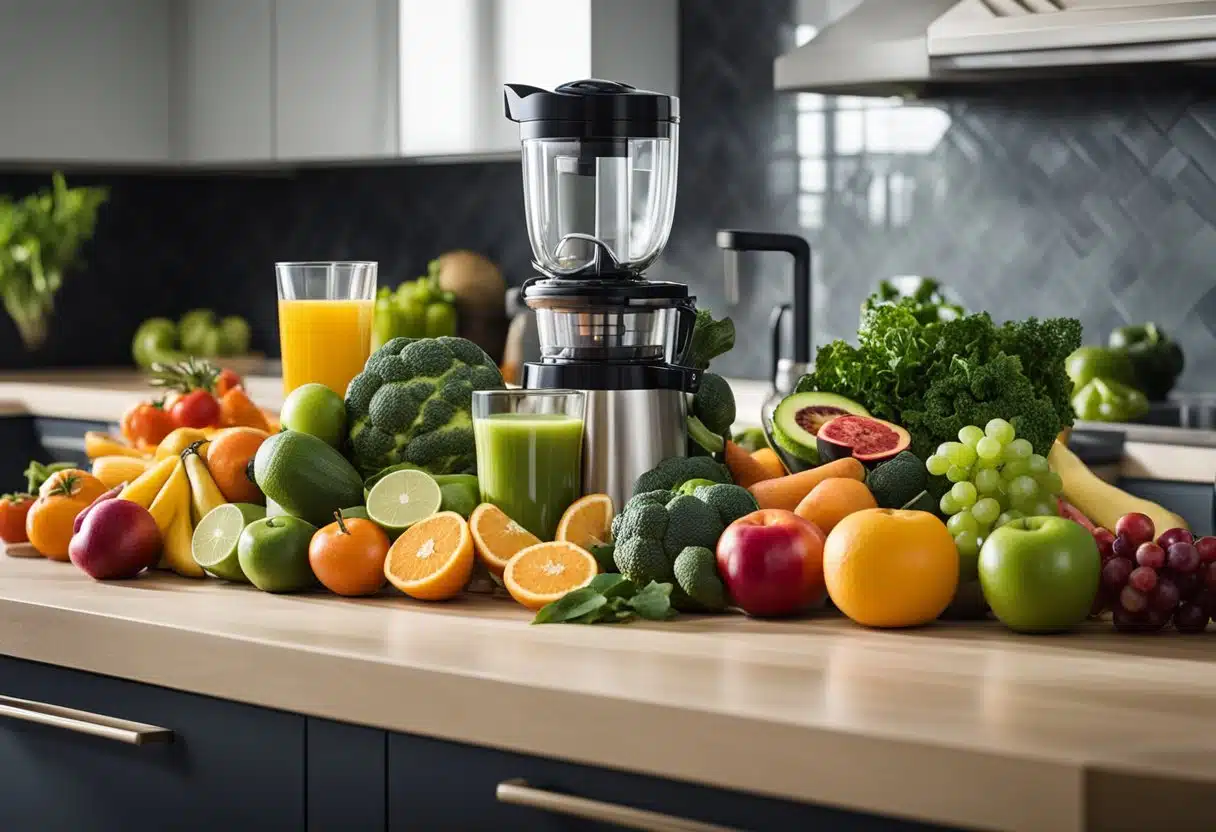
[504,79,678,140]
[523,275,692,307]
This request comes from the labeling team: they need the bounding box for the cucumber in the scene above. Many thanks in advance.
[253,431,364,527]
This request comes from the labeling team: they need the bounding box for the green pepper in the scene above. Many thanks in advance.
[1065,346,1136,392]
[372,288,399,350]
[1108,323,1184,402]
[1072,377,1149,423]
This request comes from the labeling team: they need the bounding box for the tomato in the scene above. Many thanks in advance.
[169,390,222,429]
[216,368,244,398]
[0,493,33,543]
[120,400,176,450]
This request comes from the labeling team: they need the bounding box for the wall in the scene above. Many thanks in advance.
[4,0,1216,393]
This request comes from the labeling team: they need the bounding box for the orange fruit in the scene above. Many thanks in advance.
[555,494,613,549]
[823,508,959,628]
[384,511,474,601]
[38,469,106,503]
[469,503,541,576]
[309,511,390,597]
[794,477,877,535]
[503,541,599,611]
[205,427,269,504]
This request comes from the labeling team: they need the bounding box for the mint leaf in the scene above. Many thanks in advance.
[532,589,606,624]
[628,581,674,621]
[589,573,634,599]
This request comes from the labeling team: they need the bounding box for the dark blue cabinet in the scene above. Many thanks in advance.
[0,656,305,832]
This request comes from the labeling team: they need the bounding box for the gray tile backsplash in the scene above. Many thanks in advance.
[3,0,1216,394]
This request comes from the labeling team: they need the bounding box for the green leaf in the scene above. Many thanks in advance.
[532,588,607,624]
[588,573,634,599]
[627,581,674,621]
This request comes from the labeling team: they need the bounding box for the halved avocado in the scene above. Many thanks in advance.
[772,392,870,462]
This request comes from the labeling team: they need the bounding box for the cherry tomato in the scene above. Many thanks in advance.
[216,368,244,398]
[169,390,222,429]
[0,493,33,544]
[120,400,176,450]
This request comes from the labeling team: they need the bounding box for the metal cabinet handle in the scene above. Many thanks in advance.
[496,778,739,832]
[0,694,173,746]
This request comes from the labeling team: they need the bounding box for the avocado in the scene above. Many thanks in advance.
[772,392,870,461]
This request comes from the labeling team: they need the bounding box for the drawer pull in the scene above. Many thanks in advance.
[0,694,173,745]
[496,778,738,832]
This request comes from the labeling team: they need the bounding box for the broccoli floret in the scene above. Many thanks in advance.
[614,537,672,585]
[632,455,731,496]
[673,546,727,612]
[693,484,759,526]
[662,495,724,556]
[866,451,928,509]
[346,336,503,476]
[692,372,736,435]
[614,502,669,543]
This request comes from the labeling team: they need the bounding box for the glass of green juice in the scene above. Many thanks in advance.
[472,390,585,540]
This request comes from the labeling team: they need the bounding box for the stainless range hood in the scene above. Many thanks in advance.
[776,0,1216,95]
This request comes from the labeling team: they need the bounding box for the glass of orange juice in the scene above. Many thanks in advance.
[276,261,377,396]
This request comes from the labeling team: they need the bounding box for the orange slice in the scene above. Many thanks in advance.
[503,541,599,611]
[383,511,474,601]
[470,503,541,576]
[555,493,614,550]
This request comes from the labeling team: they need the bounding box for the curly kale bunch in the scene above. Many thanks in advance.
[345,336,504,476]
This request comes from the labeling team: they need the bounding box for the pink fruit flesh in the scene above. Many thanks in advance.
[69,499,162,580]
[816,415,910,462]
[1115,513,1155,546]
[72,484,123,535]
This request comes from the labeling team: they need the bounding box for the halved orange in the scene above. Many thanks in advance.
[503,541,599,611]
[555,493,614,550]
[384,511,474,601]
[470,503,541,576]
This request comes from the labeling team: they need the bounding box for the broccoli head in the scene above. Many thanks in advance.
[692,372,736,435]
[693,483,759,526]
[611,490,729,600]
[346,336,504,476]
[632,455,731,496]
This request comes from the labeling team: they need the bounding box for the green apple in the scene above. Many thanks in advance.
[978,517,1100,633]
[237,516,318,593]
[280,383,347,448]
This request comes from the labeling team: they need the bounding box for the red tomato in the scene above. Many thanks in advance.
[0,493,34,544]
[216,368,244,398]
[169,390,222,428]
[120,401,176,450]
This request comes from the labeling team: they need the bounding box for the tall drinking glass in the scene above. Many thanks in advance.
[276,261,377,396]
[472,390,585,540]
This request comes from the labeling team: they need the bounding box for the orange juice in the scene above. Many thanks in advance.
[278,299,374,396]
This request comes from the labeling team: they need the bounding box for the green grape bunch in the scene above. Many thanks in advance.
[925,418,1064,559]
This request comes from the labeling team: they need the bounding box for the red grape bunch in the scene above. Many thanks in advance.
[1092,513,1216,633]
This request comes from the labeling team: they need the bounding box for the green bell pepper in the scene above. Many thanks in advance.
[1065,346,1136,392]
[1108,323,1184,402]
[1072,377,1149,423]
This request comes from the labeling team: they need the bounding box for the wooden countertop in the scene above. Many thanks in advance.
[0,557,1214,831]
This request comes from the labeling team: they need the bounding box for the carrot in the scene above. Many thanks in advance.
[750,447,786,480]
[747,457,866,512]
[724,440,774,488]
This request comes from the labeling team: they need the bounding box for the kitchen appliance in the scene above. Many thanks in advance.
[504,79,695,509]
[715,231,813,474]
[776,0,1216,95]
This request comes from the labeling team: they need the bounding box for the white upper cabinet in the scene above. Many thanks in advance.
[0,0,172,164]
[179,0,274,164]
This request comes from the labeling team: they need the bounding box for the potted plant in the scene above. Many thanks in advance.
[0,173,107,349]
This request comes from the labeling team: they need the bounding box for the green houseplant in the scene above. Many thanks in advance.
[0,173,107,349]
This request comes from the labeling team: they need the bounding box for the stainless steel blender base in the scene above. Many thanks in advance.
[580,388,687,511]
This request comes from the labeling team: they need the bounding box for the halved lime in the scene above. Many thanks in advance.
[192,503,266,582]
[366,469,442,535]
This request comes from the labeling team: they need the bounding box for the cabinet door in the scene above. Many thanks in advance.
[387,731,952,831]
[274,0,398,160]
[0,0,171,163]
[180,0,274,163]
[0,656,305,832]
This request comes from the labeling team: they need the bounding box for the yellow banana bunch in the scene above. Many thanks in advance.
[120,456,177,509]
[182,444,226,525]
[92,455,151,490]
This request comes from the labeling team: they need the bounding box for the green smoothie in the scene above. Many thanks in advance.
[473,413,584,540]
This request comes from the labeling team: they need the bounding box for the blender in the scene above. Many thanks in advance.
[504,79,696,510]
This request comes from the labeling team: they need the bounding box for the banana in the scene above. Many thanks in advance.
[148,460,188,536]
[163,505,205,578]
[1048,440,1188,533]
[92,455,151,490]
[85,431,147,460]
[119,456,177,509]
[182,445,226,525]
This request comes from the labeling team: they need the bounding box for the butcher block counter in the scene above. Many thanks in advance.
[0,555,1213,832]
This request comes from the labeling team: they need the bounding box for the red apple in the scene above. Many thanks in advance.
[73,483,123,535]
[716,509,826,617]
[69,499,162,580]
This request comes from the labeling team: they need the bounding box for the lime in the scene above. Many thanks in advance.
[366,469,442,535]
[280,383,348,448]
[192,503,266,582]
[237,516,318,593]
